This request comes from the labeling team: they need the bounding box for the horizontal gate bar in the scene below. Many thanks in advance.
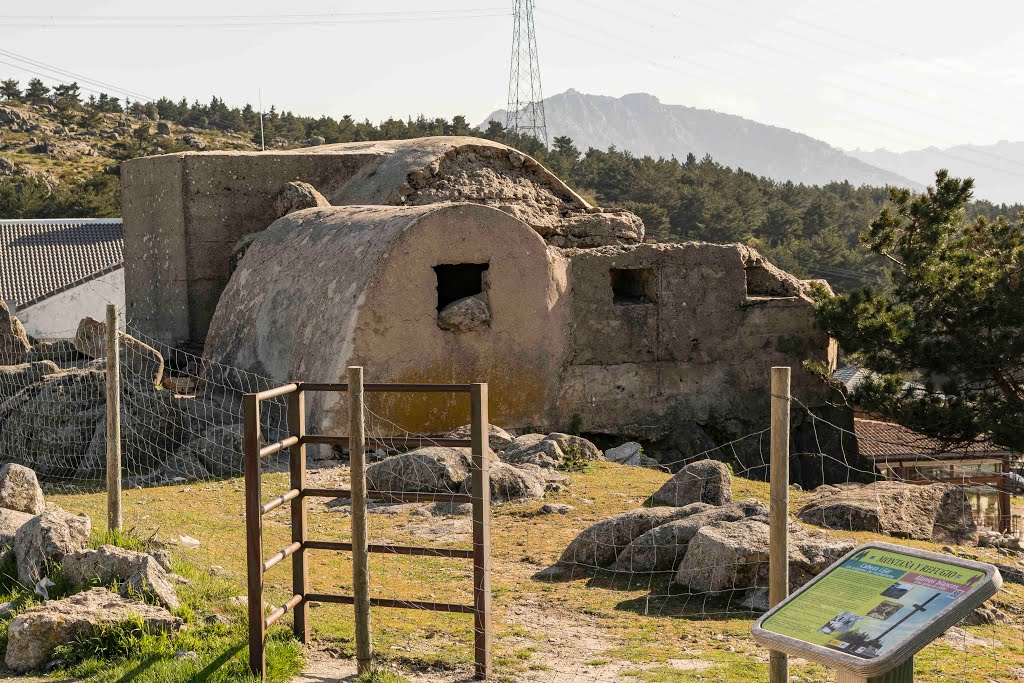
[261,488,301,515]
[301,435,472,448]
[299,383,473,393]
[260,435,299,458]
[254,384,299,401]
[303,488,472,504]
[305,540,474,559]
[264,593,303,629]
[305,593,475,614]
[263,541,302,572]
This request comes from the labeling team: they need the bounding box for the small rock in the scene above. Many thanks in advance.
[149,549,173,573]
[540,503,574,515]
[63,545,180,611]
[651,459,733,507]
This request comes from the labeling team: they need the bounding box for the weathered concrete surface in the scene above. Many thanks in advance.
[205,203,570,435]
[122,137,593,346]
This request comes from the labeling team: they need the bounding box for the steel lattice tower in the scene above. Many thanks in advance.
[506,0,548,146]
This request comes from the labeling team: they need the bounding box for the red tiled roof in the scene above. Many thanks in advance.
[854,417,1006,461]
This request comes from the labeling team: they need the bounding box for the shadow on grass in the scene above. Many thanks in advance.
[192,642,246,682]
[615,586,762,622]
[111,656,159,683]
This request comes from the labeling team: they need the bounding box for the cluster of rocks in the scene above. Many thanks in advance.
[795,480,977,544]
[1,302,256,485]
[364,427,607,504]
[542,459,855,609]
[0,463,184,671]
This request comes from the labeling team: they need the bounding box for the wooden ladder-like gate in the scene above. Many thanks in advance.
[244,367,492,680]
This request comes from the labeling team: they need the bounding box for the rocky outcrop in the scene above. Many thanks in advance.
[367,447,472,494]
[445,423,514,452]
[650,459,732,507]
[474,461,545,502]
[0,361,60,403]
[797,481,977,544]
[674,518,853,593]
[502,433,603,470]
[0,463,46,514]
[610,499,766,573]
[13,506,92,585]
[0,300,31,365]
[554,506,699,569]
[73,316,165,385]
[4,588,181,671]
[544,210,645,248]
[437,294,491,332]
[63,544,180,610]
[605,442,660,468]
[173,424,244,477]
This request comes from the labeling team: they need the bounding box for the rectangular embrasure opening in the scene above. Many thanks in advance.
[610,267,656,305]
[434,263,489,311]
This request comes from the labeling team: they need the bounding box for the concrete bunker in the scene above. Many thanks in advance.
[122,136,845,475]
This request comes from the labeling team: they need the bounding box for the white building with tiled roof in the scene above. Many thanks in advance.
[0,218,124,338]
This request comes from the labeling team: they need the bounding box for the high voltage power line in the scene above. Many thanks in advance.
[506,0,548,146]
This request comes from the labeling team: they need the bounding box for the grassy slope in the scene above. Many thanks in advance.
[40,462,1024,683]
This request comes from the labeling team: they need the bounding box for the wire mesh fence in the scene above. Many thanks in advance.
[2,318,1021,681]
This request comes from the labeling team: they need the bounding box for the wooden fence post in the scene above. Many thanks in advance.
[349,366,372,674]
[769,366,791,683]
[289,389,310,643]
[104,304,122,532]
[471,383,492,680]
[244,393,266,680]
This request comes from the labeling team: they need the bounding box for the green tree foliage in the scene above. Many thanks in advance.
[0,173,120,219]
[815,171,1024,449]
[24,78,50,105]
[0,79,21,102]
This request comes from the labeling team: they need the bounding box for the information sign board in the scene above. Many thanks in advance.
[752,542,1001,678]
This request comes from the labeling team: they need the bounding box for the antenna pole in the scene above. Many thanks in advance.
[258,88,266,151]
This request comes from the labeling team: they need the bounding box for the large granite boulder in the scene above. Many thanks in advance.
[445,423,514,452]
[4,588,181,671]
[610,499,767,573]
[545,433,604,463]
[63,544,180,610]
[651,459,732,507]
[13,506,92,585]
[0,360,59,403]
[0,368,106,479]
[173,423,243,477]
[674,518,854,594]
[797,481,977,544]
[0,300,31,366]
[502,434,563,468]
[367,447,471,494]
[470,461,545,502]
[73,316,165,385]
[0,463,46,514]
[553,506,701,569]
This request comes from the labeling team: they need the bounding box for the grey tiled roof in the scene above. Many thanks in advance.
[0,218,123,310]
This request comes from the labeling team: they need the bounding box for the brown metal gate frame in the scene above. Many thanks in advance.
[244,373,492,680]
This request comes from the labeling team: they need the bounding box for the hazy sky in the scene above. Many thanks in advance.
[1,0,1021,152]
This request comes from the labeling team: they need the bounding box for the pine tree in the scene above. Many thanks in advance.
[815,171,1024,449]
[0,79,21,102]
[24,78,50,105]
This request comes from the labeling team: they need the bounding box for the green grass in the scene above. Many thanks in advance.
[0,528,304,682]
[38,462,1024,682]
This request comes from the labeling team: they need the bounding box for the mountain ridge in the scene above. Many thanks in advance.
[484,89,922,189]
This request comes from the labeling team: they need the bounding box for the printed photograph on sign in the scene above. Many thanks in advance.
[761,547,988,660]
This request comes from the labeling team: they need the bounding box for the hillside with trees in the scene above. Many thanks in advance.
[1,78,1021,291]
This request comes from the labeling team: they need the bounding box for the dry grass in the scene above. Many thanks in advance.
[44,462,1024,683]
